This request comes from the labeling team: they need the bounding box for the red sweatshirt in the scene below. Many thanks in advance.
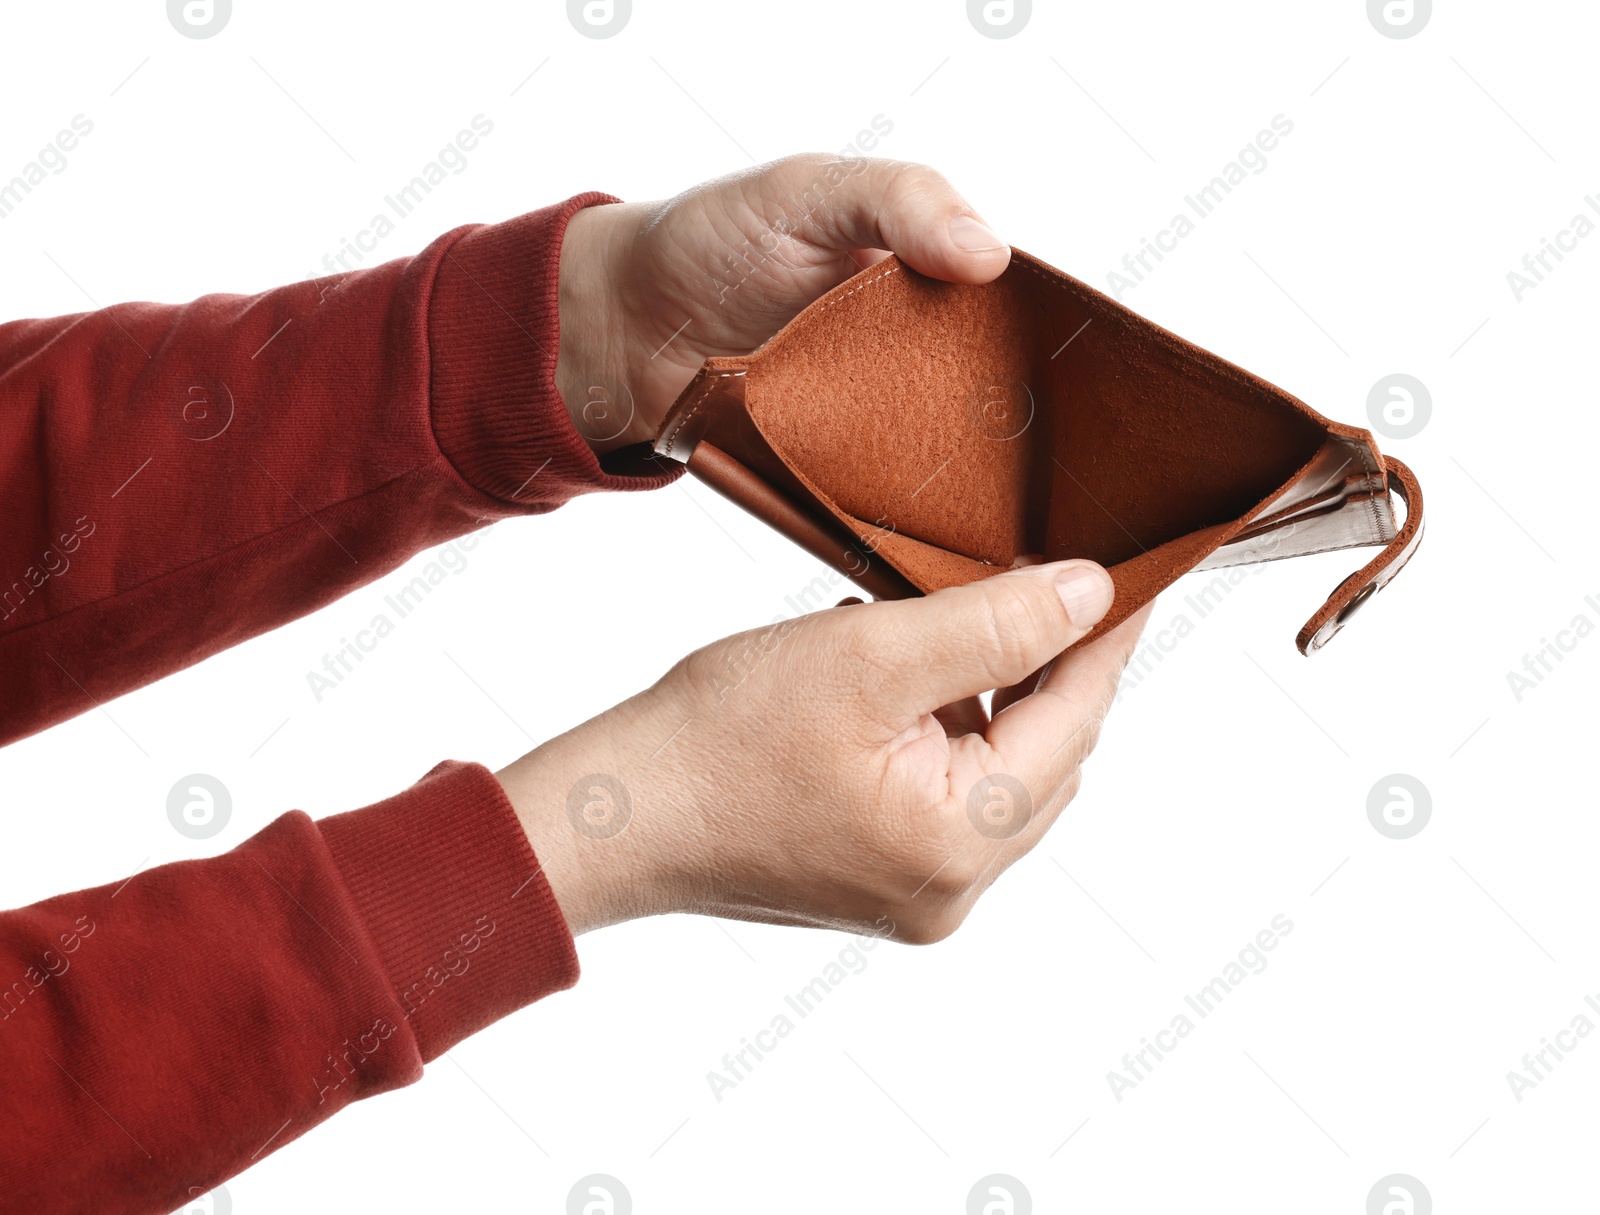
[0,193,678,1213]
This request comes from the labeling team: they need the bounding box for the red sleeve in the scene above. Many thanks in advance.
[0,196,681,1210]
[0,190,679,748]
[0,761,578,1214]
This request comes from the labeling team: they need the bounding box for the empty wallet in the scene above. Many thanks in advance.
[651,249,1423,654]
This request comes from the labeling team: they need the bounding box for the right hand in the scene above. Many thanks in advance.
[554,153,1011,453]
[499,560,1151,943]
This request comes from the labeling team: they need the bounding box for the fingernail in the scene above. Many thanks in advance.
[949,214,1005,252]
[1053,564,1114,627]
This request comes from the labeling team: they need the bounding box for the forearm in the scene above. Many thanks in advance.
[0,192,679,747]
[0,762,576,1214]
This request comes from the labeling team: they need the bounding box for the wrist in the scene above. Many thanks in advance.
[495,693,683,934]
[555,202,654,454]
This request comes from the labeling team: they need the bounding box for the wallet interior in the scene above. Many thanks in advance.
[742,252,1331,609]
[653,247,1419,654]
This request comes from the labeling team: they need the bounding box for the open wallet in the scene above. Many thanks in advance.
[651,249,1423,655]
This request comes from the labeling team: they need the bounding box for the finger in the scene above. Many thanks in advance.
[991,664,1049,719]
[849,249,893,271]
[933,695,988,737]
[985,553,1052,715]
[985,603,1155,796]
[846,560,1114,715]
[758,154,1011,284]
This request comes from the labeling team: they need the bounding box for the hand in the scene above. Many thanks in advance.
[554,154,1012,453]
[499,561,1152,942]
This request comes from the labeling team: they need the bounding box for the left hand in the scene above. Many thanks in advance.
[554,153,1012,452]
[501,560,1143,938]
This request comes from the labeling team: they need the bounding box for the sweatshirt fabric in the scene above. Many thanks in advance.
[0,192,678,1213]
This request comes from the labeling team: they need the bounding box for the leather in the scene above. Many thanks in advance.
[653,249,1423,655]
[1295,455,1422,653]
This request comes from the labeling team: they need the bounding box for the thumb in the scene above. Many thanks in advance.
[759,154,1011,284]
[856,560,1114,715]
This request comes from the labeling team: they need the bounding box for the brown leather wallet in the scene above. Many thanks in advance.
[652,249,1423,654]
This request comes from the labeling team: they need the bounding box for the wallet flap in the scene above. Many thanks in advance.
[1296,456,1423,653]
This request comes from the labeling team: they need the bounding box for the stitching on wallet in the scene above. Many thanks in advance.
[814,264,900,315]
[666,265,900,458]
[1350,446,1387,546]
[665,370,747,459]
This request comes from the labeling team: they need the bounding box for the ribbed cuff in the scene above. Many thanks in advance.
[316,760,579,1062]
[427,193,683,508]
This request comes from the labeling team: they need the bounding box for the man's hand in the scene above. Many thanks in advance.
[499,561,1151,942]
[554,154,1011,452]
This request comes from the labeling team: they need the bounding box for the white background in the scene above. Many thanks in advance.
[1,1,1595,1211]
